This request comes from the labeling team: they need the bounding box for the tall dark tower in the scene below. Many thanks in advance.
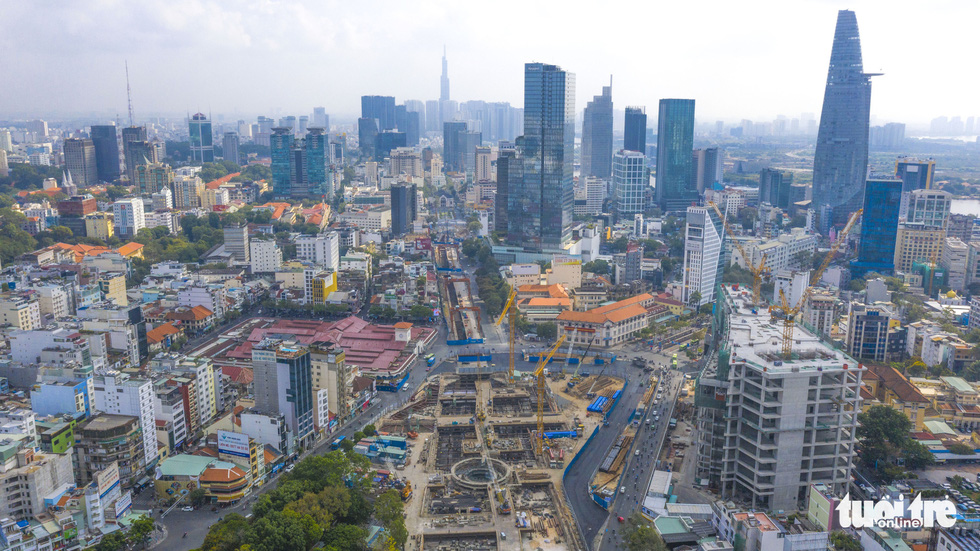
[580,78,613,179]
[440,46,450,103]
[812,10,878,232]
[623,107,647,155]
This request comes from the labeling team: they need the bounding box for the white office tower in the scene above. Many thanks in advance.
[681,206,723,307]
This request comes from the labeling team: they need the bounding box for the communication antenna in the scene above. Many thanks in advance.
[125,61,135,126]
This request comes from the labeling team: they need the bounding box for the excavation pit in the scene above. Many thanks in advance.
[451,457,512,490]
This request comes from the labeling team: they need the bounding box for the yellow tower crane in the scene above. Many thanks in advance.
[770,208,863,358]
[708,201,769,306]
[533,335,566,457]
[494,288,518,382]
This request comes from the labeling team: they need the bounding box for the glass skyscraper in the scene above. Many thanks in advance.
[851,179,902,277]
[90,125,120,182]
[442,121,467,173]
[188,113,214,162]
[655,99,697,212]
[613,150,646,221]
[580,81,613,179]
[361,95,396,131]
[514,62,575,251]
[812,10,876,232]
[624,107,646,155]
[271,128,327,198]
[270,127,293,197]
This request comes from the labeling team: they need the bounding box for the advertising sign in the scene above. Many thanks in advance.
[217,430,251,458]
[96,461,120,499]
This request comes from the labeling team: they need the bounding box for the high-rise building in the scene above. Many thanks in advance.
[869,122,906,150]
[390,147,423,178]
[188,113,214,162]
[92,373,158,469]
[695,285,861,511]
[294,232,340,272]
[252,340,315,450]
[133,162,174,196]
[613,150,646,220]
[312,107,329,130]
[895,158,936,221]
[112,198,144,238]
[270,128,292,196]
[681,206,722,306]
[395,104,420,146]
[580,81,613,179]
[357,117,378,160]
[223,224,250,264]
[63,138,98,187]
[222,132,240,165]
[361,95,396,131]
[655,99,697,212]
[0,150,7,178]
[894,225,946,273]
[270,128,326,197]
[624,241,643,282]
[298,116,309,135]
[623,107,647,155]
[0,130,12,152]
[121,126,154,182]
[851,179,903,277]
[758,169,794,209]
[496,147,521,240]
[846,302,903,363]
[440,46,450,103]
[692,148,723,192]
[906,189,951,228]
[812,10,876,232]
[390,182,418,236]
[376,131,407,162]
[442,121,467,173]
[511,62,576,251]
[462,131,482,174]
[90,125,121,182]
[250,239,282,274]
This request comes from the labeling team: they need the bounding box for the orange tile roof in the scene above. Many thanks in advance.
[868,363,929,403]
[517,284,569,299]
[557,303,648,325]
[116,242,144,257]
[393,322,413,329]
[200,465,247,483]
[205,172,241,190]
[146,323,180,344]
[520,297,571,307]
[259,202,291,220]
[592,293,653,314]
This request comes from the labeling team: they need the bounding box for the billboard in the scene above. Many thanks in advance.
[96,461,120,499]
[217,430,250,458]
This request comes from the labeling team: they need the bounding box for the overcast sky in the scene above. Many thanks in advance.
[1,0,976,126]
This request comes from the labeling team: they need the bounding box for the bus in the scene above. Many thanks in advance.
[671,353,678,368]
[330,435,346,450]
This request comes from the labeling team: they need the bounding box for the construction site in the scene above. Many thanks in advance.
[380,338,626,551]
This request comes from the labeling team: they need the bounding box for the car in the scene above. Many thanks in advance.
[620,486,626,494]
[635,449,640,456]
[182,506,194,512]
[618,516,625,523]
[285,464,295,473]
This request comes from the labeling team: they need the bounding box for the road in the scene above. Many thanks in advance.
[561,345,701,550]
[598,366,686,550]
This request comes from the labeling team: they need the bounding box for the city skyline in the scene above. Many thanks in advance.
[1,1,978,125]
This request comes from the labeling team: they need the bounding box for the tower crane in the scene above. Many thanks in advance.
[708,201,769,306]
[494,288,518,382]
[770,208,862,358]
[533,335,566,457]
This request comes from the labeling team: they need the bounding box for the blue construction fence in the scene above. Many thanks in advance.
[447,338,485,346]
[458,354,493,363]
[564,425,600,478]
[376,372,410,392]
[605,382,627,418]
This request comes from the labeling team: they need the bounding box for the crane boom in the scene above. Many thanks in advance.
[534,336,565,457]
[495,288,518,382]
[708,201,769,305]
[771,208,862,357]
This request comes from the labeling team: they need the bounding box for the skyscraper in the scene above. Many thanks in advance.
[895,157,935,192]
[188,113,214,162]
[692,148,723,192]
[312,107,329,130]
[682,206,722,306]
[357,117,378,160]
[850,179,903,277]
[270,128,293,196]
[390,182,418,236]
[222,132,240,165]
[655,99,697,212]
[513,62,576,251]
[759,168,794,209]
[812,10,876,232]
[442,121,467,173]
[361,96,396,131]
[63,138,98,187]
[580,80,613,179]
[252,340,315,450]
[121,126,148,182]
[440,46,450,103]
[90,125,120,182]
[623,107,646,154]
[613,150,646,220]
[496,147,520,240]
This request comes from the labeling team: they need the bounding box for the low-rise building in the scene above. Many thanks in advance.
[556,294,654,348]
[863,364,929,431]
[154,454,249,505]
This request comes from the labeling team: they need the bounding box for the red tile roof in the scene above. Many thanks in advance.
[147,323,180,344]
[205,172,240,190]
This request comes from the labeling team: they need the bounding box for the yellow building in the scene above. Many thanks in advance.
[863,364,929,431]
[308,270,337,305]
[84,213,114,240]
[154,454,250,504]
[894,225,945,273]
[98,272,128,306]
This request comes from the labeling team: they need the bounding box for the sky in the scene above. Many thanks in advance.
[1,0,977,126]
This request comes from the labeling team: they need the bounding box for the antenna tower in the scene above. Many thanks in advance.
[125,61,135,126]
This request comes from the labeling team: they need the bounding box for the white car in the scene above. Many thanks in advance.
[182,506,194,512]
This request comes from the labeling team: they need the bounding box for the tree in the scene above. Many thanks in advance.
[688,291,702,307]
[621,513,667,551]
[737,207,758,230]
[127,514,156,549]
[857,405,933,481]
[373,490,407,549]
[830,530,861,551]
[467,220,482,234]
[94,531,128,551]
[322,524,367,551]
[963,361,980,383]
[947,442,975,455]
[583,259,609,275]
[363,424,377,437]
[536,322,558,340]
[189,488,209,506]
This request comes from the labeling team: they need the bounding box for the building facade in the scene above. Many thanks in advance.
[655,99,697,212]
